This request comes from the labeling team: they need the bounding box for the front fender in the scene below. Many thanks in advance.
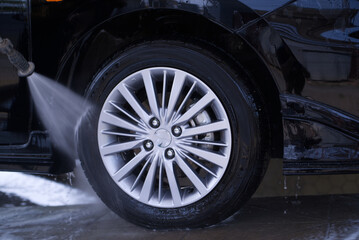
[31,0,301,94]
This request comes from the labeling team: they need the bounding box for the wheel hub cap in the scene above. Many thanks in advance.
[154,129,172,148]
[98,67,231,208]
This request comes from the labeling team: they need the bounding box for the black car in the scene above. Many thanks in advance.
[0,0,358,229]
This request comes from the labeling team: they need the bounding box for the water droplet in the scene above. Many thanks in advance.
[283,176,289,215]
[67,172,75,186]
[295,176,301,200]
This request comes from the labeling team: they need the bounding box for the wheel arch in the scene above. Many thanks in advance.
[56,9,283,158]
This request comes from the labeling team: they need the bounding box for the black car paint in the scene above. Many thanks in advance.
[0,0,31,133]
[0,0,358,175]
[282,94,359,175]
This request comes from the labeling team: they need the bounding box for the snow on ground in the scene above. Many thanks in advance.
[0,172,98,206]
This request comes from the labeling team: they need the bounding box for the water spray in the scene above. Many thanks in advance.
[0,37,96,190]
[0,36,35,77]
[0,36,91,158]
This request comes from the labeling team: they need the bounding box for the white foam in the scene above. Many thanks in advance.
[0,172,98,206]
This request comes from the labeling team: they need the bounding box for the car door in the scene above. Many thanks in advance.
[0,0,31,142]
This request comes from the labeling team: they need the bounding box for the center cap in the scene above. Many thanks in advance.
[154,129,172,148]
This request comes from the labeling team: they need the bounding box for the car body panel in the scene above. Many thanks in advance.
[0,0,358,175]
[0,0,30,133]
[281,94,359,175]
[266,0,359,117]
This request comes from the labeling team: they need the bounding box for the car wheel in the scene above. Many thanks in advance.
[78,41,269,228]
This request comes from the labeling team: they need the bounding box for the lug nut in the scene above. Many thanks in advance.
[172,126,182,137]
[165,148,175,159]
[144,140,154,151]
[150,117,160,128]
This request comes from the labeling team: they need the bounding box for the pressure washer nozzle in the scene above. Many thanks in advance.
[0,37,35,77]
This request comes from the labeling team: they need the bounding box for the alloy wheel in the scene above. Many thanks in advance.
[98,67,232,208]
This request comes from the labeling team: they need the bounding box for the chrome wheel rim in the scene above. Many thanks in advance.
[98,67,231,208]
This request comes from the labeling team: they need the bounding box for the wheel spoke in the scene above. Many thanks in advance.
[175,154,207,195]
[180,121,228,138]
[161,70,167,114]
[131,157,151,191]
[178,144,228,168]
[139,154,159,202]
[142,70,160,118]
[101,130,141,138]
[173,81,196,120]
[112,150,150,182]
[181,139,227,147]
[166,70,186,121]
[164,160,182,206]
[101,111,146,134]
[158,156,164,202]
[109,101,145,127]
[118,83,150,123]
[180,151,218,178]
[173,92,215,125]
[101,139,143,156]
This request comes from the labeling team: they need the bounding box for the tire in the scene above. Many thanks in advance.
[78,41,268,229]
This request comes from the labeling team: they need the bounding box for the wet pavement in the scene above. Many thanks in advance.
[1,194,359,240]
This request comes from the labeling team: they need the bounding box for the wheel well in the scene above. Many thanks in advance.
[59,9,283,158]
